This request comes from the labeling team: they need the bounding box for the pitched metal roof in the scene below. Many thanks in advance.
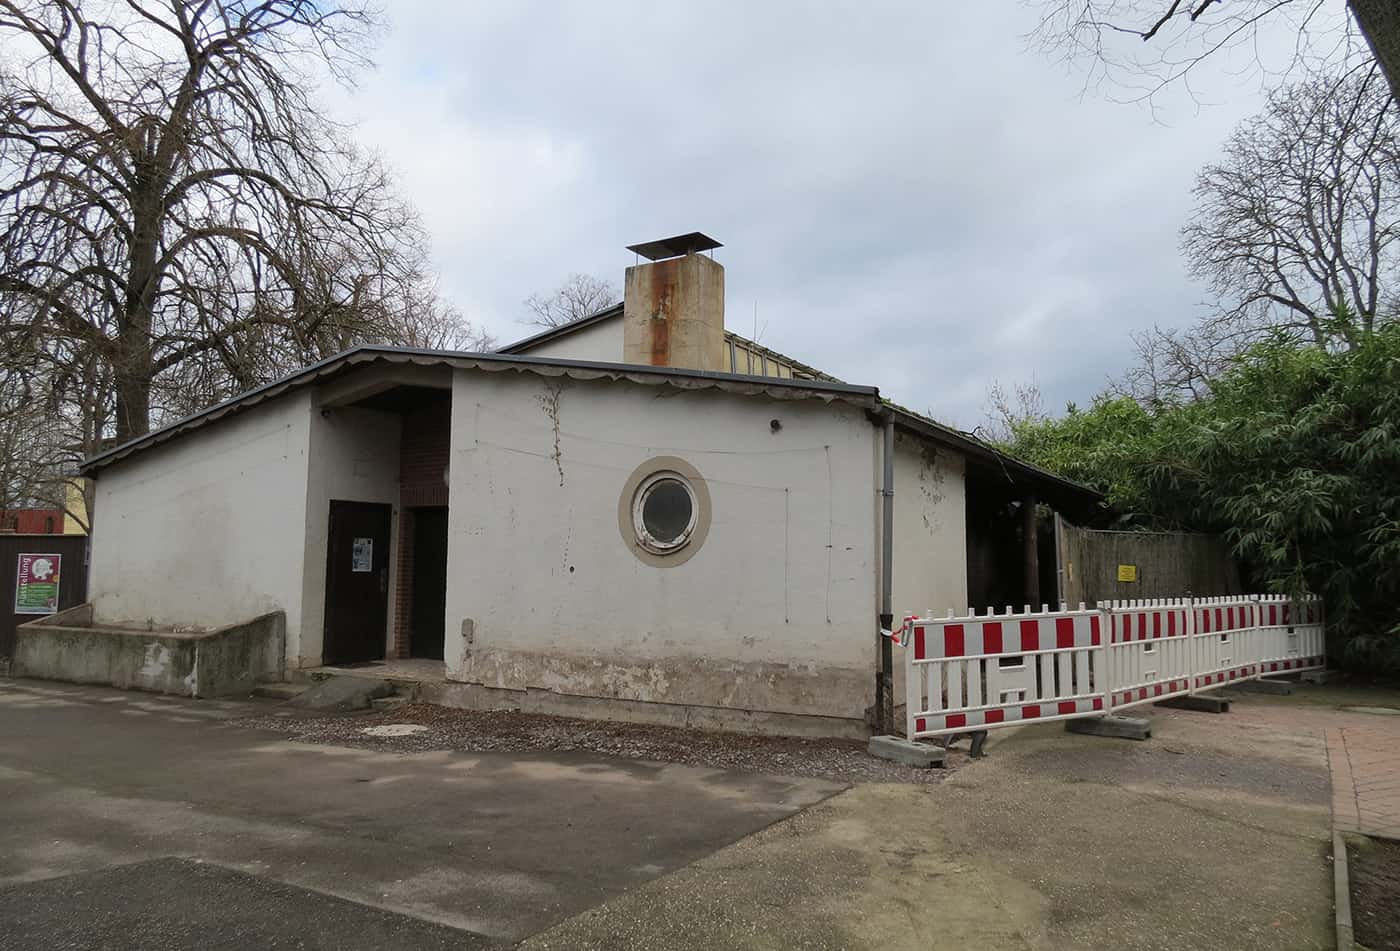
[497,303,624,355]
[79,346,878,475]
[500,304,843,383]
[80,344,1102,510]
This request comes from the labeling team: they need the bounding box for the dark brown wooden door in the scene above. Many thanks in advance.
[410,507,448,660]
[323,500,391,665]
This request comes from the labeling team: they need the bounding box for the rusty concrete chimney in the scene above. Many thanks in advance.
[622,232,725,371]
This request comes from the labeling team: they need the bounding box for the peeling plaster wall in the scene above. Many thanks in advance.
[88,391,314,644]
[298,403,403,667]
[890,432,968,709]
[444,371,878,722]
[516,316,623,362]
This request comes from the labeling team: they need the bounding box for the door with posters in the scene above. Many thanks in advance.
[14,553,61,615]
[2,535,87,660]
[323,500,391,665]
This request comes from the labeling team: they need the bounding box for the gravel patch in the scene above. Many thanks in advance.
[235,703,965,785]
[1350,835,1400,951]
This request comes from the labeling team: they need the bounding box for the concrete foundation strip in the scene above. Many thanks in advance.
[1333,830,1354,951]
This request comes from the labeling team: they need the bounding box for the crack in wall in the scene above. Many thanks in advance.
[535,383,565,487]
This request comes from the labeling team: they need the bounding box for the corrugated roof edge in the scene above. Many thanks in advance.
[80,344,1102,508]
[881,401,1102,510]
[79,345,879,475]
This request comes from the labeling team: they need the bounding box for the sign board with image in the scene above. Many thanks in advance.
[351,538,373,573]
[15,553,61,614]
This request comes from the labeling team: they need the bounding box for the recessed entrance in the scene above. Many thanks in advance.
[410,506,448,660]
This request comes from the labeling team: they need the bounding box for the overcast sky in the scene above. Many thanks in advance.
[322,2,1312,431]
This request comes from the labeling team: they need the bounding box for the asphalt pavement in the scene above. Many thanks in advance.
[0,679,842,948]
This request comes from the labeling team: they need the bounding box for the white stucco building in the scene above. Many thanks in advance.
[78,233,1097,736]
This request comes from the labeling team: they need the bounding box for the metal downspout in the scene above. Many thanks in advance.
[879,419,895,735]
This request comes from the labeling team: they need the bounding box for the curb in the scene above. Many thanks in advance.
[1333,830,1354,951]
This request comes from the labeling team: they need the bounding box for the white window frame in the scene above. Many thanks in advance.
[632,471,698,555]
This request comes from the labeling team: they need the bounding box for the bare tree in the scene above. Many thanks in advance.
[1187,69,1398,344]
[1118,322,1242,404]
[1120,68,1399,404]
[1027,1,1386,107]
[980,378,1048,444]
[0,1,478,444]
[523,273,618,329]
[0,366,92,530]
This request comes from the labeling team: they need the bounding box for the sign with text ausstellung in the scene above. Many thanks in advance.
[15,553,61,614]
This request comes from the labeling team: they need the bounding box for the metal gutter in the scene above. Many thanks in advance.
[878,418,896,734]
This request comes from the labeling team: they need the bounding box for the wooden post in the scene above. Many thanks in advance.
[1023,494,1040,608]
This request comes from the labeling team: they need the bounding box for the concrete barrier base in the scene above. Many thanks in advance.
[1229,678,1294,696]
[867,735,947,767]
[1065,716,1152,740]
[1156,694,1231,714]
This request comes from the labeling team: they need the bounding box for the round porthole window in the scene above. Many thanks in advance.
[617,456,711,567]
[633,472,697,554]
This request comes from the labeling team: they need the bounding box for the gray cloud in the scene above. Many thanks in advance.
[322,1,1311,428]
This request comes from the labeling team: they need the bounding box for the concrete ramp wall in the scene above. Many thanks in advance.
[12,607,284,698]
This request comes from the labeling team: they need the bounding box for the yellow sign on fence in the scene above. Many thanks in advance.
[1118,564,1138,583]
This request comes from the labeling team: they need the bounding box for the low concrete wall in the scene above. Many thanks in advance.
[13,608,284,698]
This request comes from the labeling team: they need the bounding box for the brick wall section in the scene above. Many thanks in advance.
[400,400,451,507]
[0,509,64,534]
[392,397,450,658]
[391,509,414,659]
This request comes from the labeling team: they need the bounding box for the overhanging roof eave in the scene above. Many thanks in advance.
[79,345,881,475]
[886,406,1102,511]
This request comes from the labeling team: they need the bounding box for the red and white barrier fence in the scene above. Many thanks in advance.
[1104,598,1194,711]
[900,594,1324,742]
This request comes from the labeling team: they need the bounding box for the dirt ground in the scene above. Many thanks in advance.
[1350,835,1400,951]
[237,702,972,785]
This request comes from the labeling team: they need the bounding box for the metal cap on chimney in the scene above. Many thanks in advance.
[625,232,722,262]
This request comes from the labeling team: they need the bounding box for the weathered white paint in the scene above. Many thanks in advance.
[87,390,405,669]
[87,357,981,725]
[297,402,403,667]
[89,391,314,644]
[443,371,879,722]
[891,433,968,617]
[137,642,171,683]
[889,432,968,709]
[514,315,623,363]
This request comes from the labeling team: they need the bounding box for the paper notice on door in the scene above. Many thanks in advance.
[352,537,373,572]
